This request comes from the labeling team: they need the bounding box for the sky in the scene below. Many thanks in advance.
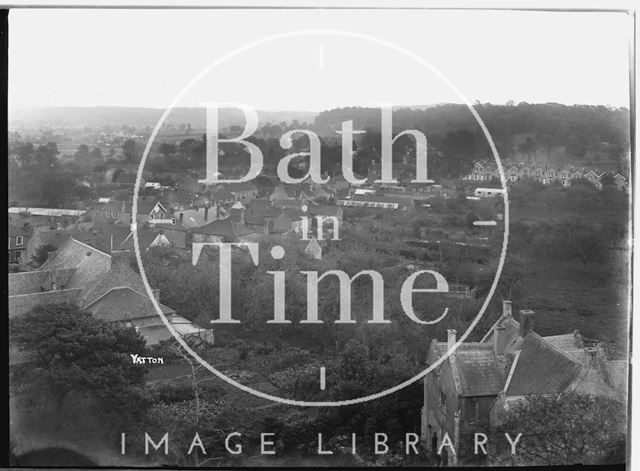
[8,8,633,111]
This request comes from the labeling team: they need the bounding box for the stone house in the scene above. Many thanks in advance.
[8,238,212,355]
[9,223,31,264]
[421,301,626,465]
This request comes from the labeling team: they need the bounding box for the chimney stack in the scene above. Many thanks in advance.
[503,300,512,318]
[519,310,535,338]
[583,346,603,368]
[447,329,457,350]
[264,217,272,237]
[152,289,160,302]
[494,324,507,355]
[204,205,209,221]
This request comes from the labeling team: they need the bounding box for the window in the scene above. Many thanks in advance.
[439,390,447,408]
[16,236,23,247]
[466,399,478,421]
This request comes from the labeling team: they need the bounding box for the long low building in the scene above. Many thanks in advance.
[8,237,213,362]
[9,207,86,217]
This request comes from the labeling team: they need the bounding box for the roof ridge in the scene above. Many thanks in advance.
[526,331,584,366]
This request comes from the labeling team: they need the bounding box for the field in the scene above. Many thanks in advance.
[515,252,629,356]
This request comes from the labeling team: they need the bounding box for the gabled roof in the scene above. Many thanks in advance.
[505,333,583,396]
[429,342,507,397]
[124,199,167,215]
[9,223,30,237]
[119,230,166,251]
[178,207,220,230]
[40,237,111,271]
[544,333,584,361]
[78,250,147,307]
[85,287,175,322]
[9,268,76,295]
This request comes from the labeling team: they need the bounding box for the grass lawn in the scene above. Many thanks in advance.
[518,255,629,356]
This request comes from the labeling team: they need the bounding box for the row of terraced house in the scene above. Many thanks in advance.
[464,161,628,191]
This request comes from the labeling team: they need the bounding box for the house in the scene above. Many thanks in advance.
[474,188,505,198]
[8,207,85,218]
[119,228,172,252]
[613,173,628,191]
[9,223,31,264]
[226,182,258,201]
[421,301,626,465]
[149,220,189,249]
[123,199,168,225]
[338,194,416,211]
[209,187,236,205]
[304,238,323,260]
[177,205,225,230]
[270,184,299,202]
[85,200,127,224]
[191,218,253,244]
[8,238,212,350]
[242,201,293,237]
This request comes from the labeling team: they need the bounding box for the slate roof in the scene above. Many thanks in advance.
[178,207,219,230]
[429,342,507,397]
[85,287,174,322]
[544,333,584,361]
[119,229,163,251]
[9,268,76,295]
[77,250,147,307]
[9,223,31,237]
[9,289,82,318]
[192,218,236,237]
[244,205,281,226]
[9,213,53,229]
[505,333,583,396]
[40,237,111,271]
[152,221,188,232]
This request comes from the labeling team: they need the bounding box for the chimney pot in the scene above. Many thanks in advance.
[447,329,457,350]
[179,212,184,223]
[502,300,512,317]
[519,310,535,338]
